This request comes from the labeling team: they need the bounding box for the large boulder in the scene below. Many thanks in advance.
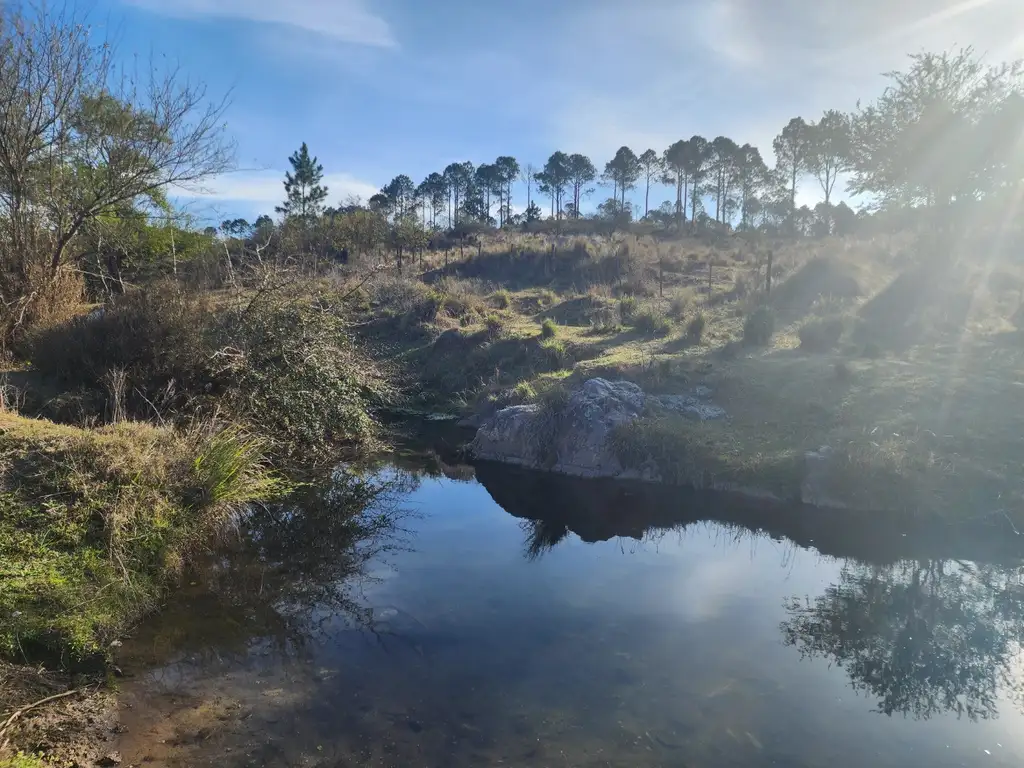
[471,378,723,479]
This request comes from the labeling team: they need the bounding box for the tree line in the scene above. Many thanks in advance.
[257,48,1022,242]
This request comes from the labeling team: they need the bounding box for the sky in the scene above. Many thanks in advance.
[90,0,1024,225]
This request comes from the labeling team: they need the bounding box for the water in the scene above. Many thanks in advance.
[117,448,1024,767]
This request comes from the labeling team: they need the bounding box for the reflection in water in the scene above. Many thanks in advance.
[120,451,1024,768]
[124,467,413,667]
[781,561,1024,721]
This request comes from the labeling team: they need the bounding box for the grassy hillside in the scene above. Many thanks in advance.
[352,229,1024,520]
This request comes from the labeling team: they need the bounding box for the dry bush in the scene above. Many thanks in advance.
[22,282,387,457]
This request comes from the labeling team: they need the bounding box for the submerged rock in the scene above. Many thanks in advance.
[470,378,724,479]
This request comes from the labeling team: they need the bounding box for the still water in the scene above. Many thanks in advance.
[118,446,1024,767]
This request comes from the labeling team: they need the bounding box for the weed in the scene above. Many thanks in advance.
[686,312,707,344]
[588,306,621,335]
[667,291,693,320]
[743,306,775,346]
[634,307,673,337]
[619,295,639,322]
[485,313,508,338]
[490,289,512,309]
[541,318,558,339]
[539,289,557,307]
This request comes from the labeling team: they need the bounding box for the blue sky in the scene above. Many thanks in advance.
[93,0,1024,224]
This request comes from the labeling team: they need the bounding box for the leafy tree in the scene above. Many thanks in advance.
[0,3,232,342]
[773,117,811,228]
[494,156,520,227]
[420,173,448,229]
[662,140,689,226]
[638,149,662,218]
[276,143,329,220]
[849,48,1023,212]
[443,162,474,227]
[380,174,416,221]
[566,154,597,219]
[474,163,502,225]
[736,144,769,229]
[254,215,274,232]
[523,201,542,225]
[681,136,712,227]
[220,218,251,238]
[807,110,853,208]
[536,152,571,220]
[603,146,641,206]
[710,136,741,224]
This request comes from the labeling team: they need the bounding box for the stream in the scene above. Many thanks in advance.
[115,434,1024,767]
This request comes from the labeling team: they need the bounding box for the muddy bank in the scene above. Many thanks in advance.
[0,665,118,767]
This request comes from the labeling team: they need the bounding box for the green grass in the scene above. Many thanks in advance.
[0,753,49,768]
[0,413,287,660]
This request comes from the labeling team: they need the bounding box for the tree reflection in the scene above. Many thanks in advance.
[781,560,1024,720]
[125,468,414,666]
[520,517,572,561]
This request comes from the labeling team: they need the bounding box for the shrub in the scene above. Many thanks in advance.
[540,338,571,369]
[23,286,388,458]
[686,312,707,344]
[743,306,775,346]
[588,306,621,334]
[484,313,508,338]
[667,291,693,320]
[798,316,845,352]
[541,318,558,339]
[490,289,512,309]
[633,307,672,337]
[619,295,639,322]
[539,289,557,307]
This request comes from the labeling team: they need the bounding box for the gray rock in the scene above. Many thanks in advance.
[470,378,725,480]
[550,379,646,477]
[470,404,540,467]
[801,445,850,509]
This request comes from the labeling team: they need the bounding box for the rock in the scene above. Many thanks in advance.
[801,445,850,509]
[549,379,646,477]
[470,378,724,480]
[470,404,540,467]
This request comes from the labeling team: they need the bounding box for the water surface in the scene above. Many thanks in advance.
[118,452,1024,767]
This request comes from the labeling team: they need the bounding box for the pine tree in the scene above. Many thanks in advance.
[276,142,328,220]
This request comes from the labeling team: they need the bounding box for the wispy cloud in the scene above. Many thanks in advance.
[549,0,1024,170]
[185,170,379,207]
[122,0,396,48]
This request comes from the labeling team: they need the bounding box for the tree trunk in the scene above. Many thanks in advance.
[645,176,651,218]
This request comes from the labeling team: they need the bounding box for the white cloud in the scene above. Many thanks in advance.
[184,170,379,206]
[122,0,396,48]
[549,0,1024,172]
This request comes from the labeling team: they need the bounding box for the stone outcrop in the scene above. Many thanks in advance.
[470,378,725,479]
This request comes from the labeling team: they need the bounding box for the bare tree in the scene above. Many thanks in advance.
[0,3,233,340]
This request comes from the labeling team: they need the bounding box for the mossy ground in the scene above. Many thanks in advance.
[0,413,285,662]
